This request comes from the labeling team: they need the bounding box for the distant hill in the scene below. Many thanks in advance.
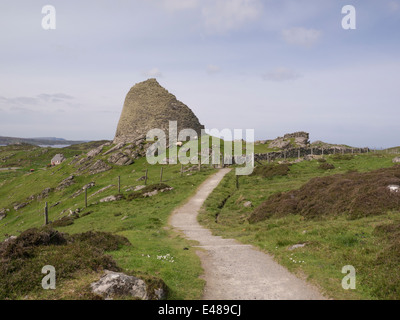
[0,136,88,146]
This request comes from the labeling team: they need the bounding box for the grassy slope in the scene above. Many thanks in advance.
[199,153,400,300]
[0,143,216,300]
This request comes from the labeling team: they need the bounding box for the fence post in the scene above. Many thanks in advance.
[236,175,239,189]
[181,164,184,177]
[85,188,88,208]
[298,149,301,160]
[118,176,121,194]
[145,169,148,185]
[160,167,163,183]
[44,202,48,226]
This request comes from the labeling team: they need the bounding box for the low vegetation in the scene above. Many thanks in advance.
[0,142,216,300]
[199,152,400,300]
[0,227,127,299]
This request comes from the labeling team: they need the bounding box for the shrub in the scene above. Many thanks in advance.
[250,166,400,222]
[318,163,335,170]
[251,164,290,179]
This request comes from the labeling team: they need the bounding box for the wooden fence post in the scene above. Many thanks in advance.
[145,169,148,185]
[181,164,184,177]
[236,175,239,190]
[85,188,88,208]
[44,202,48,226]
[118,176,121,194]
[160,167,163,183]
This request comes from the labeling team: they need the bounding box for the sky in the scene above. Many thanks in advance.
[0,0,399,148]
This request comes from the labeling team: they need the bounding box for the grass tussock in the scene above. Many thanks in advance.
[318,163,335,170]
[250,165,400,222]
[251,164,290,179]
[0,227,130,299]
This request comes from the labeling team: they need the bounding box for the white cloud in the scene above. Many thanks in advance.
[282,27,322,47]
[206,64,222,74]
[202,0,262,34]
[142,68,163,78]
[161,0,199,12]
[262,67,302,82]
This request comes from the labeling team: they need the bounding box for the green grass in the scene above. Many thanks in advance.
[0,143,217,300]
[199,153,400,300]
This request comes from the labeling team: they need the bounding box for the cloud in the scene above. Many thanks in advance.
[282,27,322,47]
[161,0,199,12]
[37,93,74,101]
[142,67,163,78]
[206,64,222,74]
[388,1,400,11]
[0,93,75,113]
[262,67,302,82]
[202,0,262,34]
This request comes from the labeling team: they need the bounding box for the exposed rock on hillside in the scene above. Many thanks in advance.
[269,132,310,149]
[113,79,204,144]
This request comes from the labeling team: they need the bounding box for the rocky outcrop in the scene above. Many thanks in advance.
[269,132,310,149]
[88,160,112,175]
[113,79,204,144]
[0,208,9,221]
[56,176,75,191]
[90,270,167,300]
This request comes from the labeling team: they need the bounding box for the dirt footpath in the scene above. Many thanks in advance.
[170,168,325,300]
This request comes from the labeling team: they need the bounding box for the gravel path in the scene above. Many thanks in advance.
[170,168,325,300]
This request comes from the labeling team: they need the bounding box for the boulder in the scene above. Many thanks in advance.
[91,270,166,300]
[393,157,400,164]
[243,201,253,208]
[288,243,307,251]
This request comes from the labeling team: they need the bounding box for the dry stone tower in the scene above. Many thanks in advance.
[114,79,204,144]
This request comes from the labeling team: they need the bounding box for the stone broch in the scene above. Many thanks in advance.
[113,78,204,144]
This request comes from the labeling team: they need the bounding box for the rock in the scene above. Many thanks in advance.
[143,190,159,198]
[393,157,400,164]
[243,201,253,208]
[83,182,95,190]
[269,138,291,149]
[137,176,146,181]
[135,185,146,192]
[288,243,307,251]
[388,185,400,193]
[88,160,112,175]
[269,132,310,149]
[121,216,128,221]
[14,203,28,211]
[0,209,7,221]
[87,143,108,158]
[103,142,126,156]
[108,152,134,166]
[3,235,17,243]
[90,271,149,300]
[113,79,204,144]
[100,194,124,203]
[56,175,75,191]
[36,188,53,200]
[89,185,115,198]
[100,196,117,203]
